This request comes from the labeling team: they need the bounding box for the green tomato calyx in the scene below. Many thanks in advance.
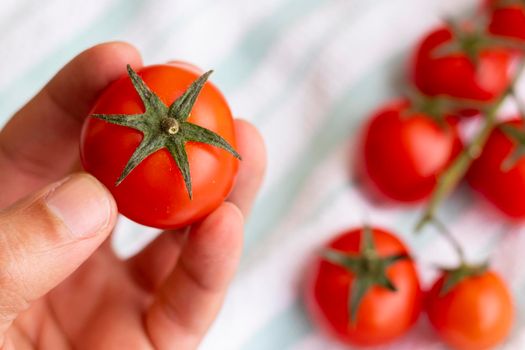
[322,226,409,325]
[439,262,489,296]
[90,65,241,199]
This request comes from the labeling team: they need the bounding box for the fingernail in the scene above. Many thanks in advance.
[45,175,112,238]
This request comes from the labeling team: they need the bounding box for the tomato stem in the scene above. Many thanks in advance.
[432,218,466,264]
[415,108,497,231]
[162,117,180,135]
[415,59,525,233]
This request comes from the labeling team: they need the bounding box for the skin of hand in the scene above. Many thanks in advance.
[0,42,266,350]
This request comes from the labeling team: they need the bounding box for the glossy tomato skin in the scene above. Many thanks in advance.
[305,228,423,346]
[487,0,525,41]
[80,63,239,229]
[361,100,461,202]
[467,119,525,219]
[426,271,513,350]
[411,26,514,102]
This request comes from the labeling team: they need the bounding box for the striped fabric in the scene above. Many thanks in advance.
[1,0,524,349]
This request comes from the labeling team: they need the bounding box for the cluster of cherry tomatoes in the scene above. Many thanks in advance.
[305,1,525,349]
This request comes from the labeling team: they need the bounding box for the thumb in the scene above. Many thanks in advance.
[0,173,116,331]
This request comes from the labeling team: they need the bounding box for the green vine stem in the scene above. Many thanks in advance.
[431,218,466,263]
[510,84,525,121]
[415,59,525,232]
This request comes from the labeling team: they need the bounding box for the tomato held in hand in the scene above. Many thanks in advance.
[411,25,515,102]
[360,100,461,202]
[305,227,422,346]
[426,268,513,350]
[467,119,525,219]
[487,0,525,41]
[80,63,240,229]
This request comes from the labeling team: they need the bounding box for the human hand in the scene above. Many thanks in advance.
[0,42,266,350]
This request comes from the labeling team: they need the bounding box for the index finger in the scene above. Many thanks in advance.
[0,42,142,207]
[227,119,267,217]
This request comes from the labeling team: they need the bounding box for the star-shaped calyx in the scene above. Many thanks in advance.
[322,227,408,324]
[91,65,241,199]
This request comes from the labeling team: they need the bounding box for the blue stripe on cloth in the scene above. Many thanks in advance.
[244,53,405,255]
[239,299,312,350]
[214,0,326,93]
[252,0,389,125]
[251,16,350,124]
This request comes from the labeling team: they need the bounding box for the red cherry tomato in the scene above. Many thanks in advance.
[487,0,525,41]
[360,100,461,202]
[80,63,239,229]
[467,119,525,219]
[305,227,422,346]
[426,270,513,350]
[411,26,515,102]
